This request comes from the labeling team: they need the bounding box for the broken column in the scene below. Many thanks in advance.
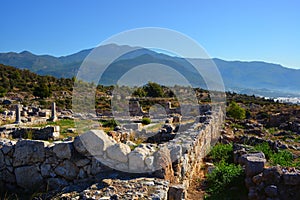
[50,102,57,122]
[14,104,21,124]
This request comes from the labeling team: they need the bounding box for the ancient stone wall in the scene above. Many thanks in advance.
[1,126,60,140]
[234,144,300,200]
[0,107,224,198]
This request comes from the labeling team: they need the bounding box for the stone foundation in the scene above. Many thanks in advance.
[0,106,224,198]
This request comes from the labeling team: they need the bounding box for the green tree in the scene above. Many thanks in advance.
[133,87,147,97]
[227,102,246,120]
[33,84,51,99]
[143,82,164,98]
[0,87,7,97]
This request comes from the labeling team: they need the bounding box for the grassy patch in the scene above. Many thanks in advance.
[100,119,119,129]
[253,142,298,167]
[270,150,294,167]
[208,143,233,163]
[253,142,273,159]
[230,123,245,129]
[266,127,279,134]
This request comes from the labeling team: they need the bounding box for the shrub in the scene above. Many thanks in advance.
[226,102,246,120]
[141,117,151,125]
[270,150,294,167]
[208,143,233,163]
[253,143,295,167]
[206,161,244,198]
[102,119,119,128]
[253,142,273,160]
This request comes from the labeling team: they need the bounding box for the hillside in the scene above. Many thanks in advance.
[0,44,300,96]
[0,64,74,109]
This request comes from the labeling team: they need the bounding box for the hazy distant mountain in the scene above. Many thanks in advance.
[213,59,300,93]
[1,44,300,97]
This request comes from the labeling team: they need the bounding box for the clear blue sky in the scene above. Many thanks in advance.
[1,0,300,68]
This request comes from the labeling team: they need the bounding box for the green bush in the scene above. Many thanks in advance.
[208,143,233,163]
[253,142,273,160]
[253,143,295,167]
[206,161,244,198]
[270,150,294,167]
[227,102,246,120]
[102,119,119,128]
[141,117,151,125]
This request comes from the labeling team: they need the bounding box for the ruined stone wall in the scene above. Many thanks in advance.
[164,107,224,189]
[128,99,212,117]
[234,143,300,200]
[0,138,113,194]
[1,126,60,140]
[0,107,224,197]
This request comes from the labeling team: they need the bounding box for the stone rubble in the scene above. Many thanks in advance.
[234,144,300,200]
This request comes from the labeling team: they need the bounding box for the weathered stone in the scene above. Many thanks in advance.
[73,136,89,156]
[47,178,68,191]
[145,156,154,169]
[4,156,12,167]
[0,151,5,170]
[40,163,51,177]
[115,163,128,171]
[245,156,266,177]
[169,144,182,162]
[245,177,255,189]
[53,141,73,159]
[248,187,258,200]
[73,130,115,156]
[1,169,16,183]
[122,123,142,130]
[78,168,87,179]
[262,166,282,184]
[75,158,90,167]
[13,140,46,167]
[128,148,147,171]
[1,142,15,155]
[54,160,79,180]
[91,157,104,175]
[252,173,263,185]
[83,165,91,175]
[15,165,43,190]
[264,185,278,197]
[168,184,186,200]
[239,152,265,166]
[181,154,190,177]
[107,143,131,163]
[153,146,174,181]
[283,172,300,185]
[45,156,59,166]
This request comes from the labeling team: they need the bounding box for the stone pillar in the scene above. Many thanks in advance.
[50,102,57,122]
[15,104,21,124]
[167,101,172,109]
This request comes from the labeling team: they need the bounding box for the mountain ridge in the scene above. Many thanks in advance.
[0,44,299,97]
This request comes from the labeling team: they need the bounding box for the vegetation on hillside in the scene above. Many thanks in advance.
[203,143,246,199]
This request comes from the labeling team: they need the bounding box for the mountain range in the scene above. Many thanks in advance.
[0,44,299,97]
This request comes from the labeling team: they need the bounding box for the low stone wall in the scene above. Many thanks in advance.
[234,144,300,200]
[247,166,300,200]
[0,106,224,198]
[1,126,60,140]
[166,107,223,190]
[0,138,113,194]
